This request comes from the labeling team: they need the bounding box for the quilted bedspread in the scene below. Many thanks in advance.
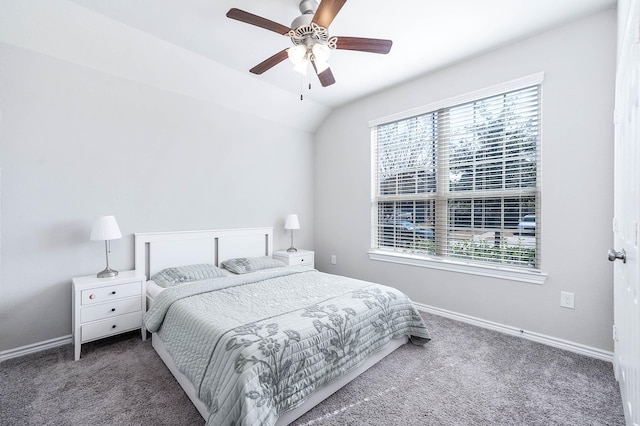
[144,268,430,425]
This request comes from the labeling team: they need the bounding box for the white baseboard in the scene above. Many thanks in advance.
[415,303,613,363]
[0,335,72,363]
[0,307,613,365]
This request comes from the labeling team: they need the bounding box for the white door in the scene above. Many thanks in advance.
[613,2,640,425]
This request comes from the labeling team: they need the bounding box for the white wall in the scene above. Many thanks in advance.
[0,43,314,352]
[314,9,616,351]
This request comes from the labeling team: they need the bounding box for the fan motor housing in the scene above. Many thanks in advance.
[291,13,313,31]
[298,0,318,15]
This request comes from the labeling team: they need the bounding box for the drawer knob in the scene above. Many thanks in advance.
[111,308,116,312]
[89,294,95,299]
[111,291,116,295]
[112,325,117,329]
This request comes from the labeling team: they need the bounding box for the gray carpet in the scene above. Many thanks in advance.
[0,312,625,425]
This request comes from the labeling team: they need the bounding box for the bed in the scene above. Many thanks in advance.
[134,227,430,425]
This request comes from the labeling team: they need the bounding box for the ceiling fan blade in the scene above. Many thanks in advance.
[226,8,291,35]
[335,36,393,54]
[312,0,346,28]
[312,61,336,87]
[250,49,289,75]
[317,68,336,87]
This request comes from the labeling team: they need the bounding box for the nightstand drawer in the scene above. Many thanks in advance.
[81,281,141,305]
[273,249,314,269]
[288,254,313,266]
[81,296,142,323]
[81,311,143,343]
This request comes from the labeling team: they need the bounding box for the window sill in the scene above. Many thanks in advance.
[367,249,548,285]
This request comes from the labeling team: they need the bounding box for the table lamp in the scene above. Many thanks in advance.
[90,215,122,278]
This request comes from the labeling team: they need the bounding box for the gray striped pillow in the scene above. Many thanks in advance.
[221,257,286,274]
[151,264,227,288]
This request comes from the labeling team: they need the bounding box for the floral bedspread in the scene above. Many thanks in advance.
[144,268,430,425]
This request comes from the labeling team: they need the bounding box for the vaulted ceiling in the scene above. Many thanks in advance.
[2,0,616,131]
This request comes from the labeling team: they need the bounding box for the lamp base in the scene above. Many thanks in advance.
[97,267,118,278]
[287,247,298,252]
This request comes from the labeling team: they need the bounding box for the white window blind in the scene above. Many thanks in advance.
[371,83,541,269]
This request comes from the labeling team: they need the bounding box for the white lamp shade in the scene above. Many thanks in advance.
[288,45,310,75]
[312,44,330,63]
[284,214,300,230]
[90,215,122,241]
[287,45,307,65]
[292,59,309,75]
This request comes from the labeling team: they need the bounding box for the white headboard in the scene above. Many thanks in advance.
[134,227,273,279]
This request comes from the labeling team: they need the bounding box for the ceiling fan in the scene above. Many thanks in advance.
[226,0,392,87]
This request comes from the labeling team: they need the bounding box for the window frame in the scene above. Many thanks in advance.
[368,73,547,285]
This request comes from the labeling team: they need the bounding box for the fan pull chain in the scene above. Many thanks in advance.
[300,75,304,101]
[298,74,312,101]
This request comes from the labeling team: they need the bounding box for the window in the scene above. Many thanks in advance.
[371,76,542,273]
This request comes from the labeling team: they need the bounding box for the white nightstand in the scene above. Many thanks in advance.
[72,270,146,360]
[273,249,315,269]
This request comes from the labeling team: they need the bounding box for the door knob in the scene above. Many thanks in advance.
[608,248,626,263]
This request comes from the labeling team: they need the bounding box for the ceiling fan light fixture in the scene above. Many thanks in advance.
[292,58,309,75]
[287,45,308,65]
[311,43,330,73]
[312,43,330,62]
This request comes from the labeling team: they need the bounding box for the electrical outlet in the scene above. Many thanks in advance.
[560,291,575,309]
[330,255,337,265]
